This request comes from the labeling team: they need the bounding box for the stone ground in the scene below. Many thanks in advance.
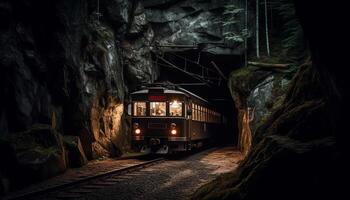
[73,147,241,200]
[3,155,150,199]
[4,147,242,200]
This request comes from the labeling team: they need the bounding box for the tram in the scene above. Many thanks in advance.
[130,83,223,154]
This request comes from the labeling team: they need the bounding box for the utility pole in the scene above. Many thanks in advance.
[96,0,101,22]
[245,0,248,66]
[256,0,260,59]
[264,0,270,56]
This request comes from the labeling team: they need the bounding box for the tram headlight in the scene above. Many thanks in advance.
[133,123,139,129]
[135,128,141,135]
[171,129,177,135]
[170,123,177,135]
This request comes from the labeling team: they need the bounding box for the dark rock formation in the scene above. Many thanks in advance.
[0,0,157,192]
[228,66,289,155]
[0,0,249,194]
[1,124,66,189]
[63,136,88,168]
[192,1,349,199]
[193,62,344,200]
[144,0,247,55]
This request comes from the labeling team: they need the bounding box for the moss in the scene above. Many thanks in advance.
[194,62,335,200]
[228,65,271,108]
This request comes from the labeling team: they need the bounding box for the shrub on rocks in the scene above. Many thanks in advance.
[0,124,66,191]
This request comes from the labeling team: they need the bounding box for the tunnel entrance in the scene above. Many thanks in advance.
[152,47,243,146]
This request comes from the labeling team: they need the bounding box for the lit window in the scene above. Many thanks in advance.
[133,102,146,116]
[205,108,208,122]
[194,104,197,120]
[169,100,183,116]
[150,102,166,116]
[193,104,196,120]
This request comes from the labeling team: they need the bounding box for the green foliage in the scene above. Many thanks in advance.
[223,32,244,42]
[272,0,307,65]
[220,4,245,43]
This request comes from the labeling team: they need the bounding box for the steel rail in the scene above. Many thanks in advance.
[4,158,165,200]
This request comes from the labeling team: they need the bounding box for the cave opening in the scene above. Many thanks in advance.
[153,48,243,146]
[2,0,348,198]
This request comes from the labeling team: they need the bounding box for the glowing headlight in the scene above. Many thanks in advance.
[135,128,141,134]
[171,129,177,135]
[133,123,139,129]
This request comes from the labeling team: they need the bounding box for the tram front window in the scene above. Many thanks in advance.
[150,102,166,116]
[133,102,146,116]
[169,100,183,116]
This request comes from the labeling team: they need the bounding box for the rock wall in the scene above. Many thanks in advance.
[228,66,289,155]
[193,62,344,200]
[0,0,157,192]
[143,0,248,55]
[193,0,349,199]
[0,0,251,193]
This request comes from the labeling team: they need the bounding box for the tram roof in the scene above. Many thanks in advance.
[131,89,184,95]
[131,87,208,103]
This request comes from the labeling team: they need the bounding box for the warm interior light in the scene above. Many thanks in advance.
[135,128,141,134]
[171,100,179,107]
[171,129,177,135]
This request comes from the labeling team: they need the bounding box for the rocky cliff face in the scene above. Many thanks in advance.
[0,0,248,193]
[144,0,246,55]
[0,0,158,192]
[228,66,290,155]
[192,0,349,199]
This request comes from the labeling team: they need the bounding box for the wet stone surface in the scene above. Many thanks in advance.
[59,147,242,200]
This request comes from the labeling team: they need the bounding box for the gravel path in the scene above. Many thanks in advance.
[81,147,242,200]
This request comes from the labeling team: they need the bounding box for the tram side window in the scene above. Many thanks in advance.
[150,102,166,116]
[203,107,205,122]
[202,107,205,122]
[198,106,201,121]
[201,107,204,122]
[133,102,146,116]
[169,101,183,116]
[192,103,196,120]
[194,104,198,120]
[205,108,208,122]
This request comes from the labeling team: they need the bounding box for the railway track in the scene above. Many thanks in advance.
[4,157,165,200]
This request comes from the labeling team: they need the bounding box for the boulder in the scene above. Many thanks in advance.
[228,66,290,154]
[5,124,66,188]
[63,136,88,168]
